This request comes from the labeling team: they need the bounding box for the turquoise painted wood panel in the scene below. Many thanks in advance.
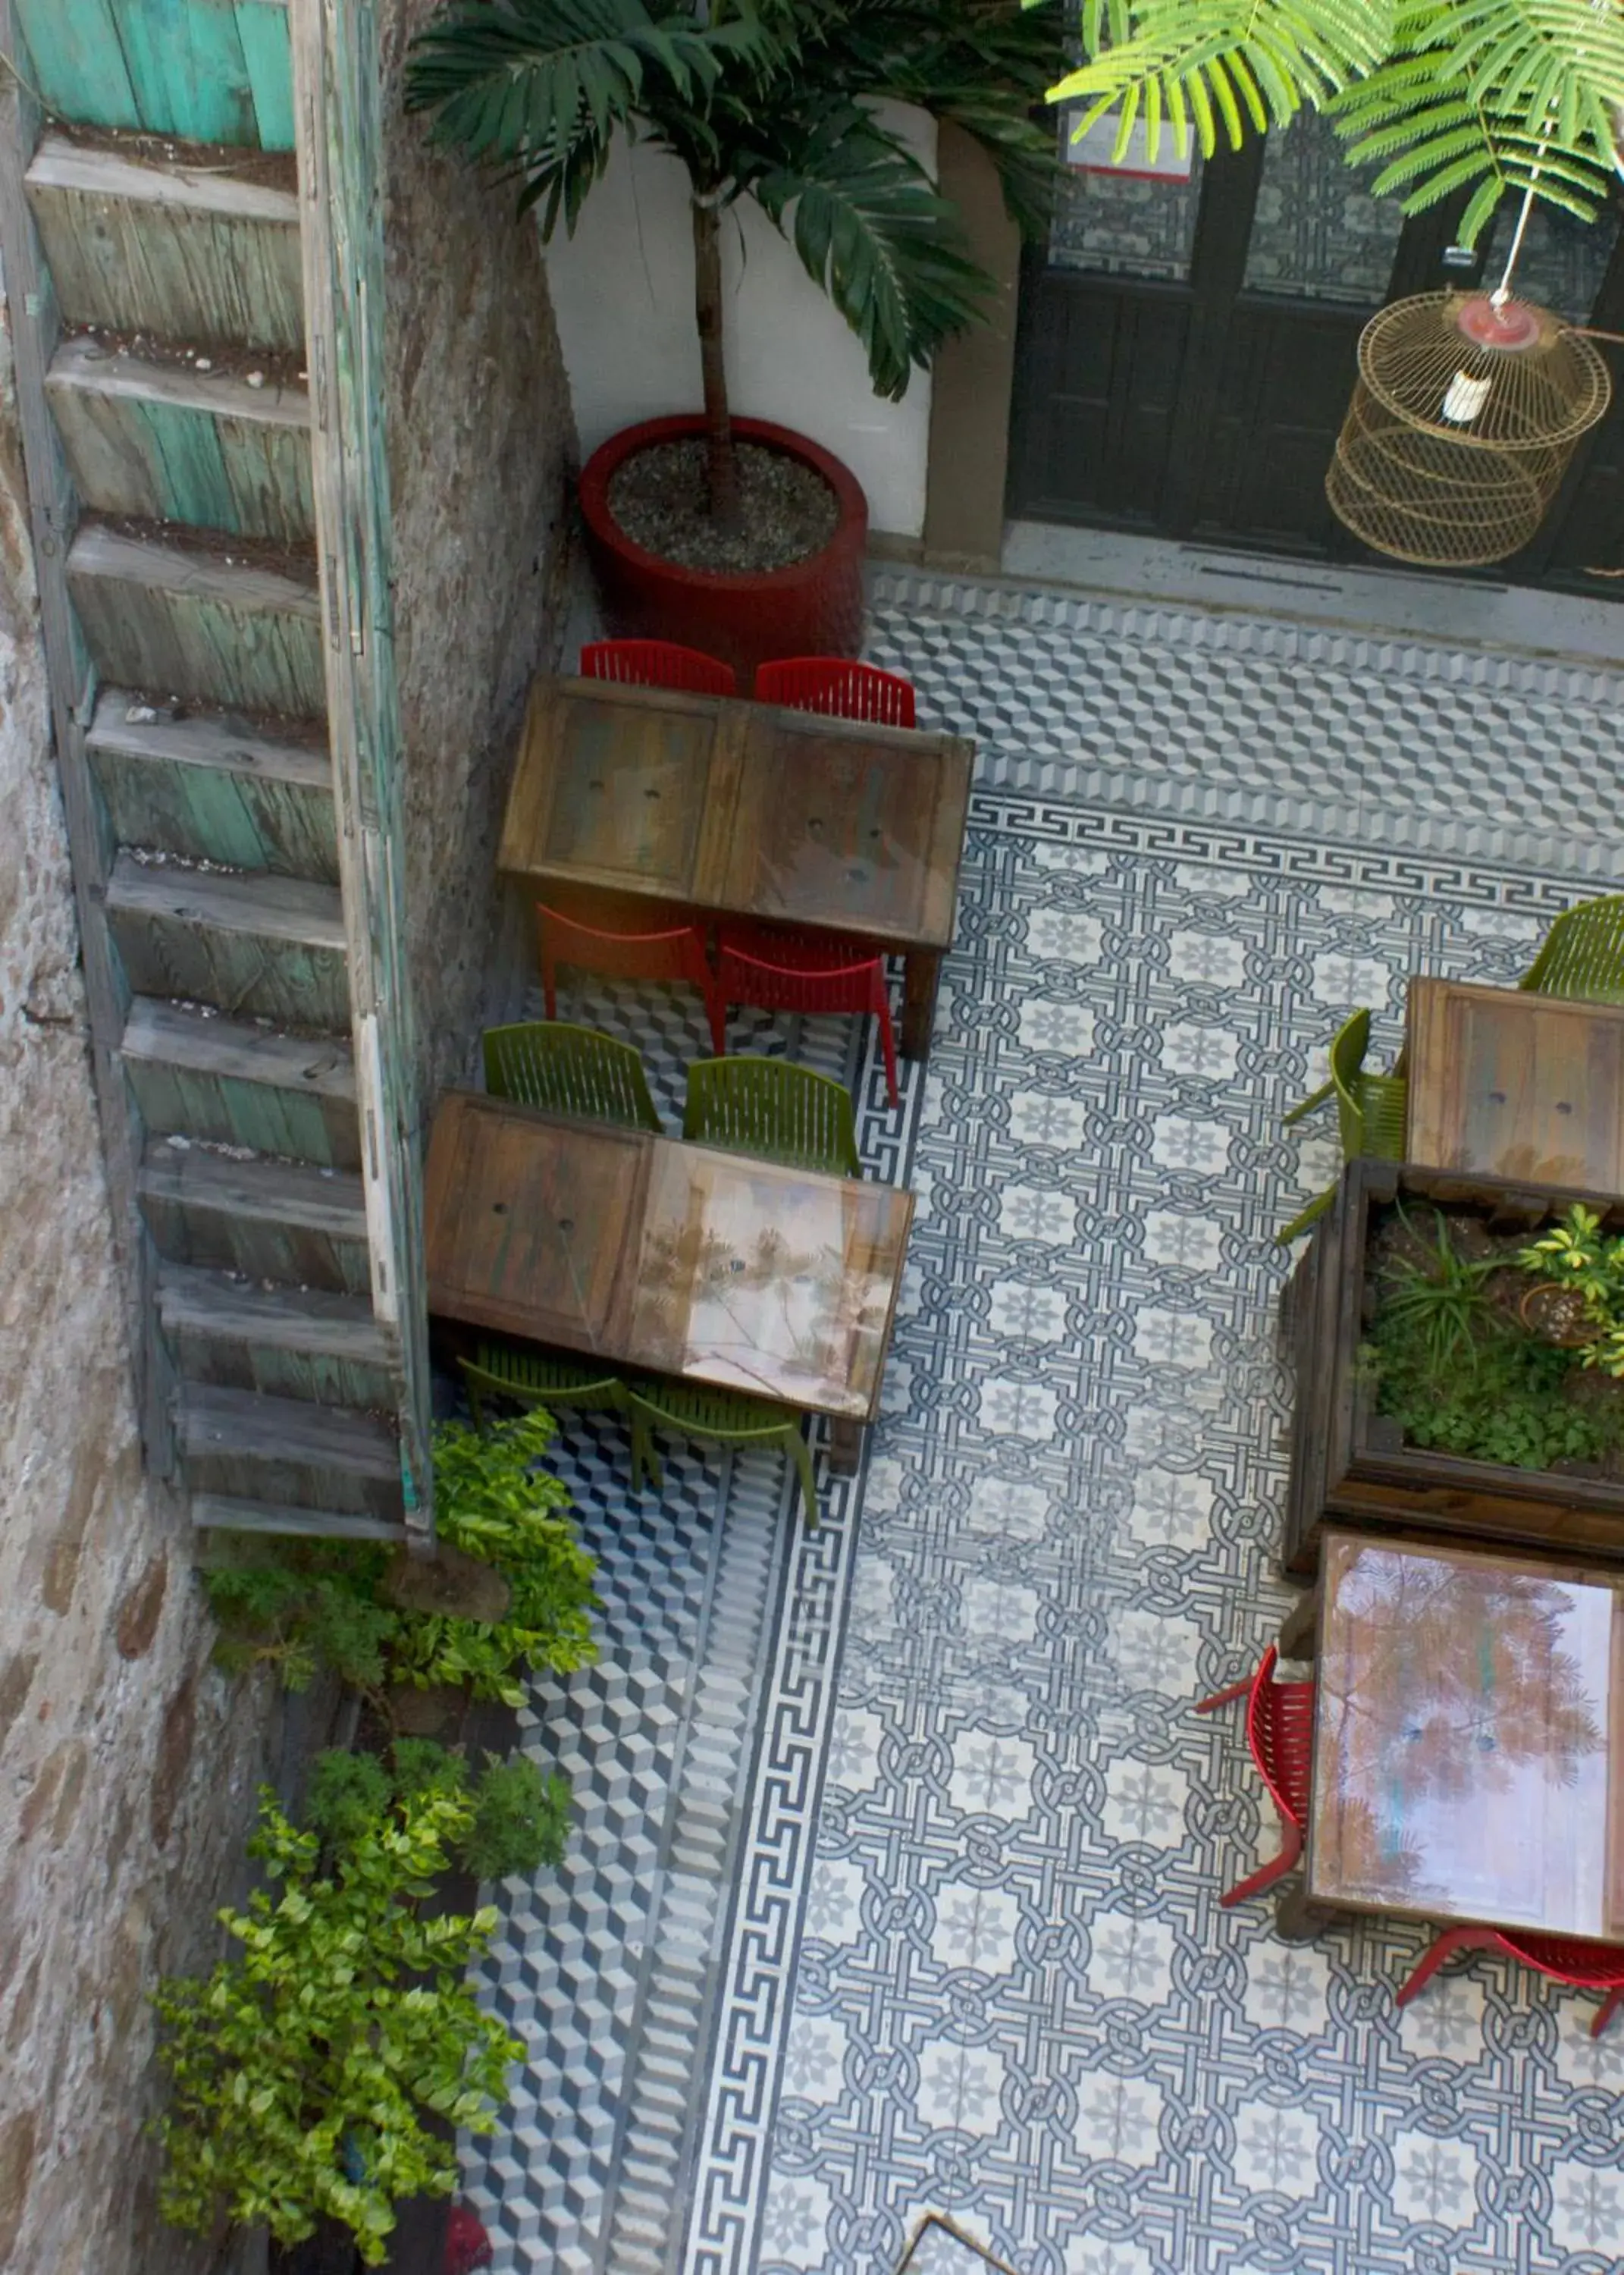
[17,0,292,145]
[124,1058,361,1167]
[29,177,305,351]
[109,903,350,1028]
[14,0,141,131]
[234,2,295,152]
[88,747,339,877]
[114,0,257,147]
[70,573,326,717]
[141,1194,372,1295]
[180,1434,399,1520]
[168,1334,395,1412]
[50,381,315,543]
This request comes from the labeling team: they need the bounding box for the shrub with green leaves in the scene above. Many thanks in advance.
[463,1753,572,1881]
[1365,1207,1624,1472]
[305,1740,572,1881]
[1520,1203,1624,1376]
[388,1410,599,1702]
[153,1781,521,2266]
[204,1408,599,1708]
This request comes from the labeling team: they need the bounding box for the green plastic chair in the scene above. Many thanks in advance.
[460,1341,628,1433]
[1519,896,1624,1003]
[1276,1007,1408,1244]
[682,1056,861,1176]
[482,1020,662,1131]
[625,1376,820,1525]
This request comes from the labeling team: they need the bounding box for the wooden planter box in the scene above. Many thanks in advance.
[1282,1159,1624,1574]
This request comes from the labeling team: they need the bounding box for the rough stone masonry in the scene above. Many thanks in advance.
[0,8,576,2263]
[0,300,277,2275]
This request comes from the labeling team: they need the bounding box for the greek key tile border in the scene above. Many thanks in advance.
[677,783,1609,2275]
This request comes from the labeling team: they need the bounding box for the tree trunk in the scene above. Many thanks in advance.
[691,194,741,529]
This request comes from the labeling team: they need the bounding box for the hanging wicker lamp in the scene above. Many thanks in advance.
[1325,291,1612,566]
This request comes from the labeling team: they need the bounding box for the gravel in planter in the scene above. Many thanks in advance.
[607,438,839,573]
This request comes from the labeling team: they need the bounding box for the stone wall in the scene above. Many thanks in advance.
[0,303,277,2275]
[378,0,577,1107]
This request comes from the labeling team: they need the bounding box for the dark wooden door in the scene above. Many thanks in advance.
[1008,110,1624,590]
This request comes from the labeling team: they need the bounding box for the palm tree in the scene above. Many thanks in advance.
[1055,2,1624,260]
[406,0,1061,526]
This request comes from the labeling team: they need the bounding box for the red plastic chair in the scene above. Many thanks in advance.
[538,902,724,1051]
[1397,1925,1624,2038]
[445,2202,494,2274]
[581,639,736,695]
[755,657,917,728]
[716,926,899,1107]
[1196,1644,1315,1908]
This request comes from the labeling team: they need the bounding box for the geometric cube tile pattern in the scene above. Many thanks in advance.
[468,575,1624,2275]
[868,566,1624,880]
[459,964,911,2275]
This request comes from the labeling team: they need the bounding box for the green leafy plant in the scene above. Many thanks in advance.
[1520,1202,1624,1374]
[392,1411,600,1703]
[305,1740,573,1881]
[1373,1324,1611,1468]
[153,1781,521,2266]
[1365,1204,1624,1470]
[205,1410,599,1709]
[1051,2,1624,245]
[463,1753,574,1880]
[1376,1206,1497,1373]
[405,0,1062,519]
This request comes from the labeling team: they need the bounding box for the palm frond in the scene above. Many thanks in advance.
[748,106,992,398]
[1333,0,1624,242]
[1437,0,1624,150]
[1048,0,1396,157]
[839,0,1066,238]
[404,0,776,231]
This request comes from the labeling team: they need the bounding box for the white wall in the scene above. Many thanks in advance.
[544,105,936,539]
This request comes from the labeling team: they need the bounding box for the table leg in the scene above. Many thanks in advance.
[1276,1585,1321,1662]
[1274,1880,1334,1944]
[901,950,942,1061]
[828,1418,864,1474]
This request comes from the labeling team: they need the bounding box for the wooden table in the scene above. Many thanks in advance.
[497,676,975,1059]
[1406,975,1624,1193]
[423,1090,914,1464]
[1306,1530,1624,1942]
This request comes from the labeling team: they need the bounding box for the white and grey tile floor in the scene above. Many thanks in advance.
[463,564,1624,2275]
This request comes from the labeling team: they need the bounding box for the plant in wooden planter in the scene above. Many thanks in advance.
[205,1407,599,1710]
[1364,1210,1619,1473]
[1284,1163,1624,1574]
[153,1778,521,2267]
[1518,1203,1624,1375]
[403,0,1061,674]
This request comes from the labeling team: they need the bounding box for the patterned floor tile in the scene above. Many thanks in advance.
[466,581,1624,2275]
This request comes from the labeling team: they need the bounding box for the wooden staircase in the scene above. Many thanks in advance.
[0,0,431,1547]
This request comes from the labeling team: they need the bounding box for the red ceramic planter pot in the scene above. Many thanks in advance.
[577,414,868,687]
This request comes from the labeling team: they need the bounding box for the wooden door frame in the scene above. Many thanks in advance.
[921,124,1024,571]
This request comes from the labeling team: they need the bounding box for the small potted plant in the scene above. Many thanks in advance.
[405,0,1060,677]
[1284,1165,1624,1573]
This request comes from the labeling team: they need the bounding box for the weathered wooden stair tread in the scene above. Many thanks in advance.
[140,1144,366,1242]
[123,997,355,1100]
[26,133,300,228]
[68,520,319,616]
[108,850,343,948]
[190,1495,405,1545]
[47,335,309,428]
[158,1263,392,1363]
[89,689,330,790]
[176,1382,400,1481]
